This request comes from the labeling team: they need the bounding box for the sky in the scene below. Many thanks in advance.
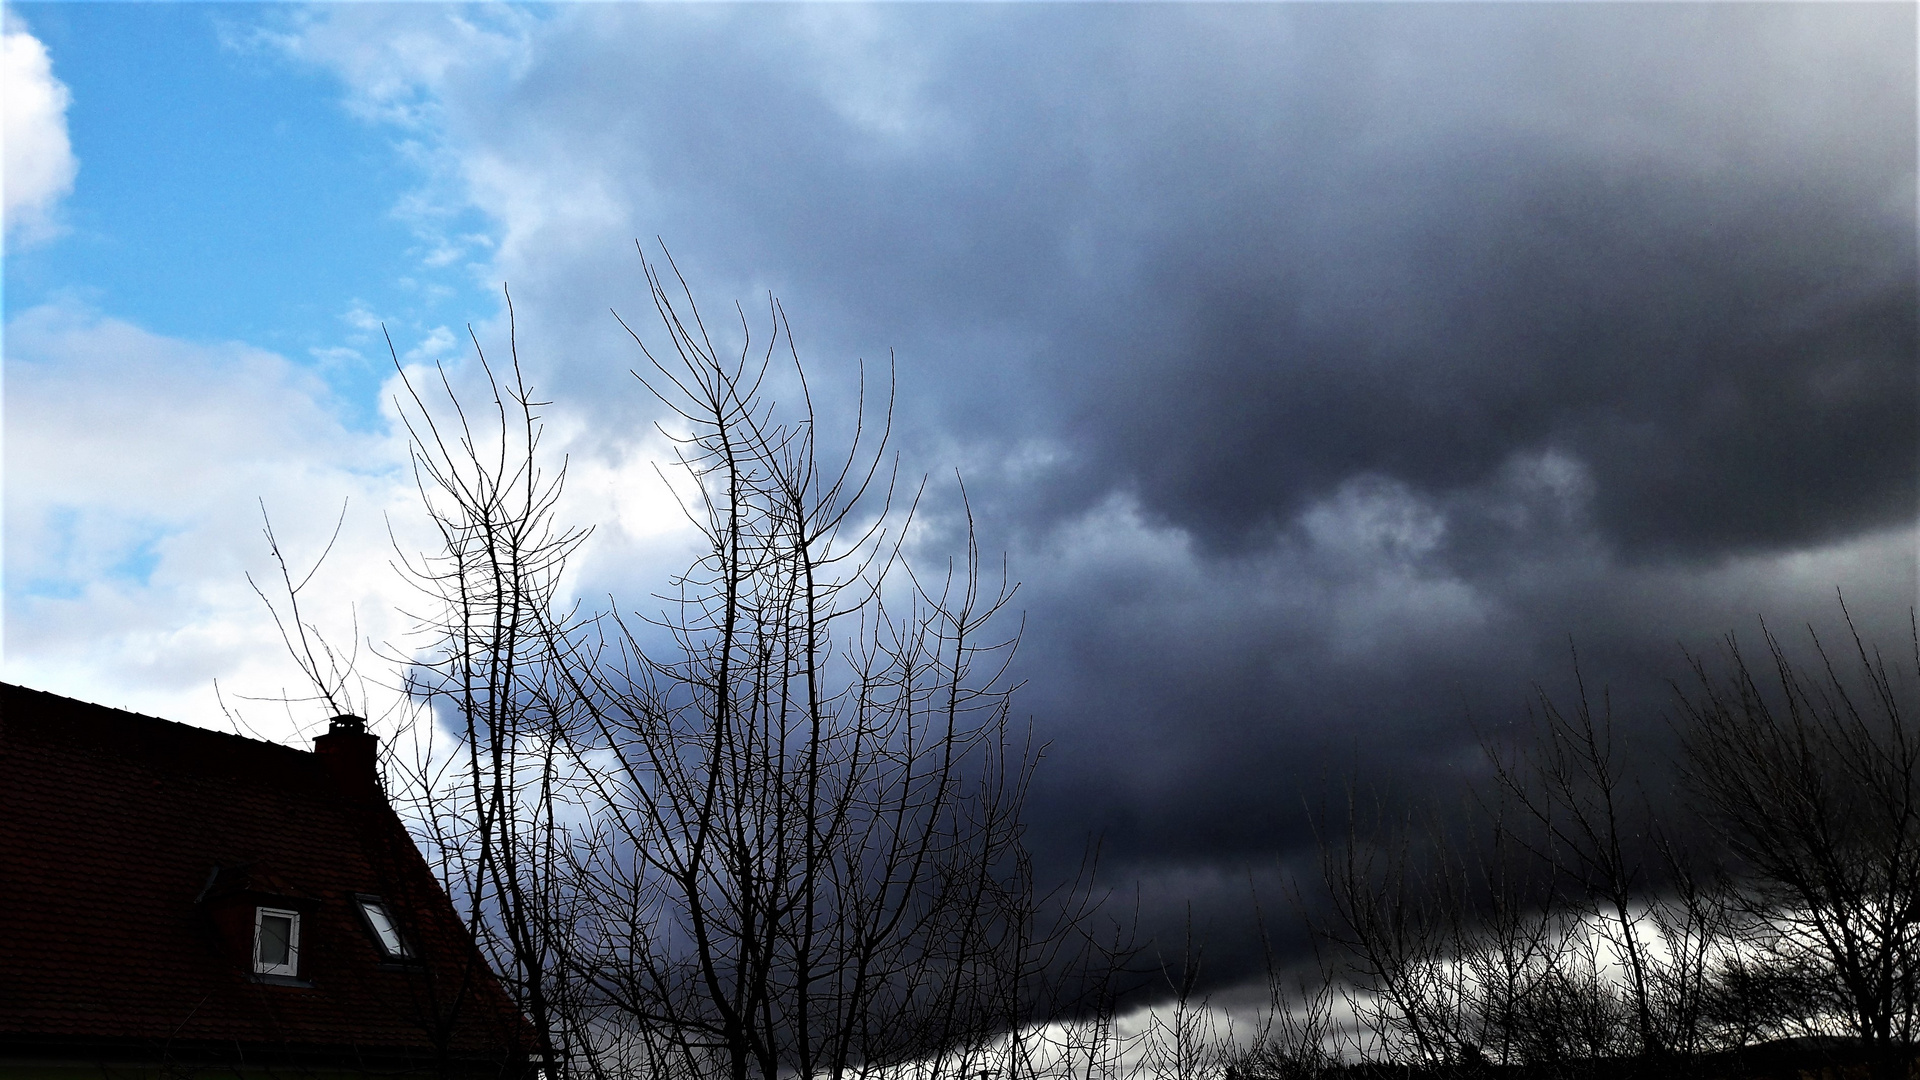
[4,2,1917,991]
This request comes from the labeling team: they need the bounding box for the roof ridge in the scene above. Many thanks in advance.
[1,681,315,756]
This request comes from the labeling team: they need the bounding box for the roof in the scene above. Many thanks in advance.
[0,683,532,1077]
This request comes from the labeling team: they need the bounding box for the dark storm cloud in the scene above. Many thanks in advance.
[462,3,1913,561]
[377,0,1918,985]
[1083,161,1914,561]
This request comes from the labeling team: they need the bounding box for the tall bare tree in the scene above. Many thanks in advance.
[428,253,1075,1080]
[1677,612,1920,1079]
[384,301,598,1078]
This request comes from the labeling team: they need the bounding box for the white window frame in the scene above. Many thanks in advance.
[355,896,413,959]
[253,906,301,977]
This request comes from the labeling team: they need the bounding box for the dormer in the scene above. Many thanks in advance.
[196,862,321,986]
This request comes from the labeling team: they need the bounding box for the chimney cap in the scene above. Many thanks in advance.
[327,714,368,735]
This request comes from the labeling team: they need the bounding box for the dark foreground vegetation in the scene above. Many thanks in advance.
[258,257,1919,1080]
[1129,594,1919,1080]
[1233,1039,1907,1080]
[1232,612,1920,1080]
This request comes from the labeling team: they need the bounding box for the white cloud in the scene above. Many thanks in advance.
[309,344,366,369]
[2,16,77,246]
[2,304,424,741]
[341,300,384,334]
[783,5,954,151]
[401,324,459,363]
[3,302,707,742]
[271,5,533,129]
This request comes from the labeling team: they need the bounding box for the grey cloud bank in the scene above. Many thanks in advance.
[283,2,1917,986]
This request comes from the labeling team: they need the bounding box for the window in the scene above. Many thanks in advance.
[356,897,412,959]
[253,907,301,977]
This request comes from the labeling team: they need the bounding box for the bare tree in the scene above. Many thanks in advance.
[1224,894,1342,1080]
[530,251,1069,1080]
[1316,793,1469,1070]
[1448,814,1576,1071]
[1481,669,1670,1063]
[1677,610,1920,1079]
[237,256,1119,1080]
[384,301,597,1078]
[237,310,591,1076]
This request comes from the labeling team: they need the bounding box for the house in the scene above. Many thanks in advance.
[0,683,534,1080]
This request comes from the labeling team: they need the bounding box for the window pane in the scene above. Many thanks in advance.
[360,900,409,957]
[258,914,293,966]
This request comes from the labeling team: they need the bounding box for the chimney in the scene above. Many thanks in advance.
[314,714,381,799]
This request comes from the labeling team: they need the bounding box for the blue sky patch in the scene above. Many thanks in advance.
[6,3,498,422]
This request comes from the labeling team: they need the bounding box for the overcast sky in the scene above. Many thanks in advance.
[5,1,1916,988]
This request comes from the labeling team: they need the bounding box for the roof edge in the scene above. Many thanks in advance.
[1,682,315,758]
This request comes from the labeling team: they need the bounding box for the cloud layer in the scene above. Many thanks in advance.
[11,2,1914,991]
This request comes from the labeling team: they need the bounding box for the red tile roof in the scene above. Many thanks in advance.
[0,683,532,1077]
